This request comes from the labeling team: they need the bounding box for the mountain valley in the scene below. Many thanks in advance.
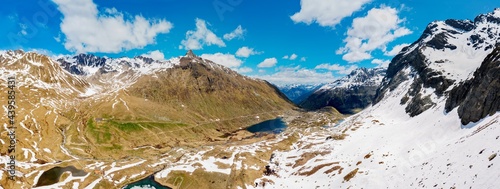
[0,7,499,189]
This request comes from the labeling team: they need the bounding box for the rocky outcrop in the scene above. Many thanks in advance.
[445,44,500,125]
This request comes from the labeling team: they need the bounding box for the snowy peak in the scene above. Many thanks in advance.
[57,53,177,76]
[319,67,386,91]
[74,53,107,67]
[418,8,499,54]
[376,8,500,118]
[474,8,500,24]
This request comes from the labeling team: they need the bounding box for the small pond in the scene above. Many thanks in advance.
[123,175,172,189]
[35,166,87,187]
[246,118,287,134]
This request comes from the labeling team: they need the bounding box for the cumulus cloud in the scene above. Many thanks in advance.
[371,59,391,68]
[257,58,278,68]
[253,66,336,85]
[282,53,299,60]
[291,0,372,27]
[53,0,173,53]
[235,46,261,57]
[142,50,165,61]
[315,63,358,74]
[180,18,226,50]
[223,25,245,41]
[300,57,307,61]
[337,6,412,62]
[200,53,242,68]
[384,43,410,56]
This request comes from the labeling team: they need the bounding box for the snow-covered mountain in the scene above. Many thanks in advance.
[57,53,177,76]
[376,8,500,117]
[300,67,386,114]
[276,84,322,104]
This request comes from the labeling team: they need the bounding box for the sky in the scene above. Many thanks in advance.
[0,0,499,85]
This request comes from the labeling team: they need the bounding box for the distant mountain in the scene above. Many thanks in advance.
[300,67,386,114]
[276,84,322,104]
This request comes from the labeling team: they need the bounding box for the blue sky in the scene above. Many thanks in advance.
[1,0,499,84]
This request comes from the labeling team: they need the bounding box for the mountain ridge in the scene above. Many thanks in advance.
[299,67,386,114]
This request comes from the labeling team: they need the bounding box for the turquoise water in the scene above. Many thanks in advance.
[123,175,171,189]
[246,118,287,134]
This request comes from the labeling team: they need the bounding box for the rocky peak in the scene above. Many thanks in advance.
[474,8,500,24]
[185,50,197,58]
[180,50,204,68]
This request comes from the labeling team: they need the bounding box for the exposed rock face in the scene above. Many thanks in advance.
[58,54,107,75]
[445,44,500,125]
[300,68,385,114]
[375,9,500,117]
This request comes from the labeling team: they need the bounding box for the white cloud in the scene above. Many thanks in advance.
[235,46,261,57]
[315,63,358,74]
[337,6,412,62]
[257,58,278,68]
[282,53,298,60]
[291,0,372,27]
[384,43,410,56]
[235,67,253,73]
[300,57,307,61]
[19,24,28,36]
[180,18,226,50]
[258,69,266,73]
[223,25,245,41]
[371,59,391,68]
[253,66,336,85]
[142,50,165,61]
[200,53,242,68]
[53,0,173,53]
[54,33,61,42]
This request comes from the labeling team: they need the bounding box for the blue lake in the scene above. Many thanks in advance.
[246,118,287,134]
[123,175,171,189]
